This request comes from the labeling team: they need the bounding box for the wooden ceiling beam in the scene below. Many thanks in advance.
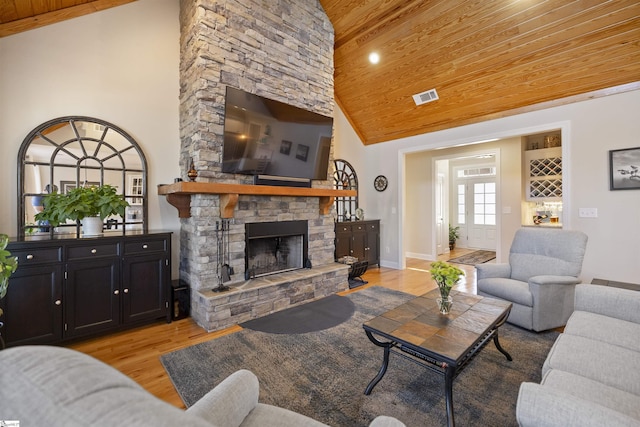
[0,0,137,38]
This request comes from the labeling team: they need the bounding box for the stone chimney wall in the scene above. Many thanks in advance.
[178,0,336,292]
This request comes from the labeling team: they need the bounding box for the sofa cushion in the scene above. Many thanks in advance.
[508,228,587,282]
[542,334,640,396]
[517,382,640,427]
[187,369,259,427]
[564,310,640,353]
[542,369,640,420]
[241,403,328,427]
[0,346,212,427]
[476,277,532,307]
[575,284,640,324]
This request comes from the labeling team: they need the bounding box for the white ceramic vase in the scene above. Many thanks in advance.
[81,217,103,236]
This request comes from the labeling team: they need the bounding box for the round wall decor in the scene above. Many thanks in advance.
[374,175,388,192]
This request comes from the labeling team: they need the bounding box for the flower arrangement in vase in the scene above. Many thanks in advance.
[429,261,464,314]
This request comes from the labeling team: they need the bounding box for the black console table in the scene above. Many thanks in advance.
[1,231,172,347]
[335,220,380,267]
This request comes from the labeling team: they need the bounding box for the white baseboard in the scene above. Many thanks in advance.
[405,252,436,261]
[379,260,400,269]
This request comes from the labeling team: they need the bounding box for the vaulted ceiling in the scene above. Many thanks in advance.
[319,0,640,144]
[0,0,135,37]
[2,0,639,145]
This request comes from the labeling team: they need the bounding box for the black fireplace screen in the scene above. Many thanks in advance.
[245,220,308,278]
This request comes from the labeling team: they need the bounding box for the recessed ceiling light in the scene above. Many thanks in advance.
[369,52,380,64]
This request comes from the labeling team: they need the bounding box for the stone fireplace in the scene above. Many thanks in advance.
[176,0,348,332]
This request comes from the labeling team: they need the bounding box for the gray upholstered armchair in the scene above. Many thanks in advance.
[476,228,588,332]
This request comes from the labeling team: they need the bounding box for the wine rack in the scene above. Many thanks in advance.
[525,147,562,201]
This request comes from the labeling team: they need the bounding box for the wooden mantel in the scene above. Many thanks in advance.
[157,181,357,218]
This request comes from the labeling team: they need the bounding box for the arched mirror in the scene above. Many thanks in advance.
[333,159,359,221]
[17,116,148,237]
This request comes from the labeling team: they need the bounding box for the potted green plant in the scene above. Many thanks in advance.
[1,233,18,316]
[429,260,464,314]
[35,184,129,236]
[449,224,460,250]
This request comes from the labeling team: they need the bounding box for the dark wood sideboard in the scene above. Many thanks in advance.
[335,220,380,267]
[1,232,172,347]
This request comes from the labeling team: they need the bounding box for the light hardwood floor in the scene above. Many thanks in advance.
[67,248,482,409]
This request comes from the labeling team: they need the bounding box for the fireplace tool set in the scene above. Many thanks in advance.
[213,219,232,292]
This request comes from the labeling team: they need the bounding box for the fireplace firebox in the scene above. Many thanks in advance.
[245,220,309,279]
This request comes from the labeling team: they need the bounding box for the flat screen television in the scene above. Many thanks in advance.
[222,86,333,184]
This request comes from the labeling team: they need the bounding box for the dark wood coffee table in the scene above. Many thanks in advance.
[363,289,512,427]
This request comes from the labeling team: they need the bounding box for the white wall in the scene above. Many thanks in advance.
[335,89,640,283]
[0,0,182,277]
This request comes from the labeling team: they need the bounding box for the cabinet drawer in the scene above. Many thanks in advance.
[336,224,352,233]
[12,247,62,265]
[366,223,379,232]
[352,223,367,232]
[124,239,167,255]
[67,243,120,260]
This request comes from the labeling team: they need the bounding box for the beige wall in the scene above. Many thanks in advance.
[404,150,432,258]
[335,89,640,283]
[401,137,523,261]
[0,0,182,276]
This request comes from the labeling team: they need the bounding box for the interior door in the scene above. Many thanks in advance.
[467,179,497,250]
[436,173,445,255]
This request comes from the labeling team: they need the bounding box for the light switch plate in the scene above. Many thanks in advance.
[579,208,598,218]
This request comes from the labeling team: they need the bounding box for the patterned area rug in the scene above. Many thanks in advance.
[160,286,558,427]
[448,250,496,265]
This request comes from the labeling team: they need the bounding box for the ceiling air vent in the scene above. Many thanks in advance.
[462,167,496,177]
[412,88,439,106]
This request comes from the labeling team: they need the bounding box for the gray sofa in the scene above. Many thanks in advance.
[0,345,404,427]
[516,284,640,426]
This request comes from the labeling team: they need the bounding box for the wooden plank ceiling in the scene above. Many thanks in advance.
[319,0,640,144]
[1,1,639,145]
[0,0,136,37]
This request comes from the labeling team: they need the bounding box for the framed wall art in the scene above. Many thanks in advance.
[296,144,309,162]
[60,180,100,194]
[609,146,640,190]
[280,140,292,155]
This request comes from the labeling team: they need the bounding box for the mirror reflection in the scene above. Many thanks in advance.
[18,116,147,238]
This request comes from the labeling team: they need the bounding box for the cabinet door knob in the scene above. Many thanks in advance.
[123,288,129,293]
[91,248,97,254]
[26,254,34,260]
[142,244,148,249]
[114,290,119,295]
[55,299,62,306]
